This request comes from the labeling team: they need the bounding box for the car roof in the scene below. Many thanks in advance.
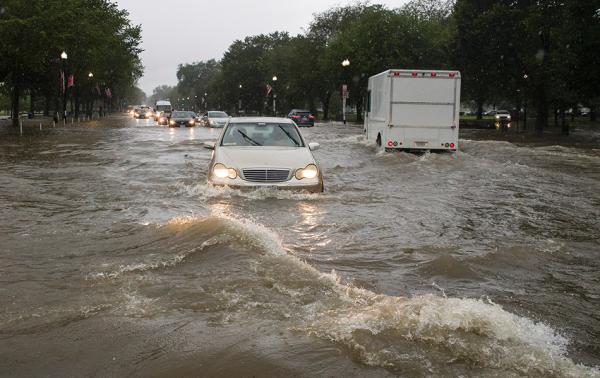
[291,109,310,112]
[228,117,294,124]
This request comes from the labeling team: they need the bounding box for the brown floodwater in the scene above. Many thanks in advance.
[1,116,599,377]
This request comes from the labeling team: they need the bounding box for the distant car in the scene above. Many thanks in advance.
[287,109,315,127]
[169,111,197,127]
[134,106,153,119]
[205,117,323,192]
[494,110,512,129]
[201,111,229,127]
[157,112,170,125]
[494,110,511,121]
[132,108,143,118]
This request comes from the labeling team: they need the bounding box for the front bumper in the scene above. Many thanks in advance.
[209,175,323,193]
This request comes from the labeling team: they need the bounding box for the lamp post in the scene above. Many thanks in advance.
[272,76,278,116]
[61,51,68,120]
[341,59,350,125]
[238,84,243,114]
[88,72,94,119]
[522,74,529,130]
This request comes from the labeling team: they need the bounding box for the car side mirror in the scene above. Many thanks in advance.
[204,142,216,150]
[308,142,320,151]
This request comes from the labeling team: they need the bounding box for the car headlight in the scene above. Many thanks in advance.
[189,119,195,125]
[210,119,216,126]
[295,164,318,180]
[495,115,500,119]
[169,120,175,125]
[212,163,237,179]
[507,115,512,120]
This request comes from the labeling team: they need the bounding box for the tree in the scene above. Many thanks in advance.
[0,0,143,126]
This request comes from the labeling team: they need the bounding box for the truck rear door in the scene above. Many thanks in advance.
[390,72,459,149]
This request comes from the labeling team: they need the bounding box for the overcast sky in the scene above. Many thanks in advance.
[116,0,408,96]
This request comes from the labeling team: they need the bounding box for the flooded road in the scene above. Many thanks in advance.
[1,116,599,377]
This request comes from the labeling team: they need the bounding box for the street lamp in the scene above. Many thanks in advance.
[238,84,243,114]
[341,59,351,124]
[61,52,68,120]
[272,76,278,116]
[88,72,93,78]
[522,74,529,130]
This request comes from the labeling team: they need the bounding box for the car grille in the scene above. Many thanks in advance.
[242,169,290,183]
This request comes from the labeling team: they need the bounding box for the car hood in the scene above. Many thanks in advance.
[215,147,315,169]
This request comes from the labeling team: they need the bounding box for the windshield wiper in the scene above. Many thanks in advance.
[277,125,300,146]
[237,130,262,146]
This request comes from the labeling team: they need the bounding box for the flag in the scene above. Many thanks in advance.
[67,75,74,88]
[60,71,65,93]
[266,84,272,96]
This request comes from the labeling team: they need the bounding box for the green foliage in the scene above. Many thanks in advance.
[167,0,598,130]
[0,0,143,124]
[454,0,600,129]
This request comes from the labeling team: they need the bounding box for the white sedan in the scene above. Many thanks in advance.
[205,117,323,192]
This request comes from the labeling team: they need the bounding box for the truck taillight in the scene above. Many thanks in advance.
[431,72,437,77]
[411,71,418,77]
[387,141,394,147]
[450,143,455,148]
[449,72,456,78]
[309,115,315,120]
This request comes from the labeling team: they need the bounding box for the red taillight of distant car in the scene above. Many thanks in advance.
[309,115,315,120]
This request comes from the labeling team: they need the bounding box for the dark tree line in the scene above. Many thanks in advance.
[160,0,599,135]
[0,0,144,127]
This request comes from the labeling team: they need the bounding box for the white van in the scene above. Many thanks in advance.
[364,69,461,152]
[155,100,173,114]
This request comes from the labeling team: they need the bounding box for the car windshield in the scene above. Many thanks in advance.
[172,111,194,117]
[497,110,509,114]
[221,123,304,147]
[208,111,228,118]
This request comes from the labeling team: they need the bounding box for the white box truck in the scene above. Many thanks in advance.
[364,69,461,152]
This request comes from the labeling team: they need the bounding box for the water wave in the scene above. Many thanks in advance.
[118,215,600,375]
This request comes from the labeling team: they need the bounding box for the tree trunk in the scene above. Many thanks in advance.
[44,95,50,116]
[54,95,60,122]
[321,92,331,120]
[356,95,363,123]
[534,85,548,135]
[29,93,35,116]
[476,100,483,120]
[11,81,20,128]
[74,88,80,119]
[560,108,569,136]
